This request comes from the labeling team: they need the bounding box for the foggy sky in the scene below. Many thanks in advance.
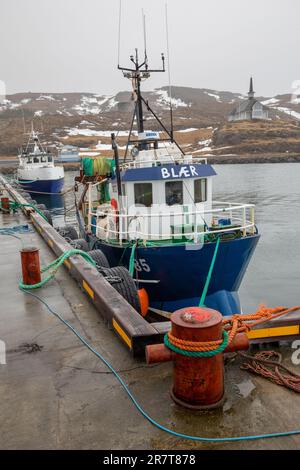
[1,0,299,97]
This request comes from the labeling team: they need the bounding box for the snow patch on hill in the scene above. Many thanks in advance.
[155,89,188,108]
[275,107,300,120]
[204,91,222,102]
[72,95,118,115]
[0,99,21,111]
[177,128,198,133]
[67,127,137,137]
[36,95,56,102]
[261,98,280,106]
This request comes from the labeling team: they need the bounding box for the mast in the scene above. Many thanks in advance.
[133,49,145,134]
[111,133,122,199]
[118,49,165,150]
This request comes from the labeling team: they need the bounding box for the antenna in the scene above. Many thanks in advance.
[118,46,165,145]
[142,9,148,67]
[117,0,122,66]
[165,3,174,141]
[117,9,184,154]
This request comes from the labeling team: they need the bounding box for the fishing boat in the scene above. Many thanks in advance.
[17,128,64,193]
[76,49,259,316]
[58,145,80,163]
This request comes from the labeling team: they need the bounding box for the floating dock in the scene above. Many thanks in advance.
[1,175,300,449]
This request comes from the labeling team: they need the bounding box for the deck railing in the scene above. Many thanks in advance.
[120,156,208,170]
[87,201,256,243]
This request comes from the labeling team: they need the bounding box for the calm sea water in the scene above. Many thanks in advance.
[36,164,300,313]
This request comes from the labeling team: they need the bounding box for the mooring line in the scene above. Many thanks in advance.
[19,289,300,444]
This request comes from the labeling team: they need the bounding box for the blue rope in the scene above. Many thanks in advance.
[20,288,300,443]
[0,224,33,235]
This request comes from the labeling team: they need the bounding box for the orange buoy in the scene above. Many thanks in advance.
[138,288,149,317]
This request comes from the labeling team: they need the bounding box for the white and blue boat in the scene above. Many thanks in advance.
[77,50,259,316]
[17,129,64,193]
[58,145,80,163]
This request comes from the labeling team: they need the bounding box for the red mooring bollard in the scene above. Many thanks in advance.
[169,307,225,410]
[146,307,249,409]
[20,247,42,286]
[1,197,10,213]
[146,332,249,365]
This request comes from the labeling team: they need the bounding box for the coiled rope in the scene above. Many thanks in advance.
[164,330,229,357]
[164,305,300,357]
[239,350,300,393]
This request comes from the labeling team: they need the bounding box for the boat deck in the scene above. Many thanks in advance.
[1,193,300,450]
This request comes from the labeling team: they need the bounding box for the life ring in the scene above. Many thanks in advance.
[110,198,119,222]
[108,198,119,238]
[110,197,118,212]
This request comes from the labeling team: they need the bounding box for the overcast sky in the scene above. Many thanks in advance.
[1,0,299,97]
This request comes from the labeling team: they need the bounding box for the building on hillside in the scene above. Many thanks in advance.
[228,78,269,122]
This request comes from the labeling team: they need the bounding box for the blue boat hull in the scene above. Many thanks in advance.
[18,178,64,194]
[92,234,260,316]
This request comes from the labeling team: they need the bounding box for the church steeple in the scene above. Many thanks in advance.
[248,77,255,99]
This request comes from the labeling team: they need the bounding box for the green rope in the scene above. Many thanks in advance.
[0,199,48,222]
[199,236,221,307]
[128,242,137,276]
[19,249,96,290]
[164,330,229,357]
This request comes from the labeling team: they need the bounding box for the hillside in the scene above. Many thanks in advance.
[1,86,300,159]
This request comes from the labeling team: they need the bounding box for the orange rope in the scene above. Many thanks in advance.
[167,332,222,352]
[239,351,300,393]
[166,305,300,352]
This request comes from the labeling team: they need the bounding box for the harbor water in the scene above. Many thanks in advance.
[35,163,300,314]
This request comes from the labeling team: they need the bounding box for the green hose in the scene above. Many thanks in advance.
[0,199,48,222]
[19,249,96,290]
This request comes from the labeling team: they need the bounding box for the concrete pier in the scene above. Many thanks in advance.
[1,191,300,450]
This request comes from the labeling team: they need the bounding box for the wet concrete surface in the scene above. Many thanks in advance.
[1,203,300,450]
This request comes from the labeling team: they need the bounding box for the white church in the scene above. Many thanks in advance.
[228,78,269,122]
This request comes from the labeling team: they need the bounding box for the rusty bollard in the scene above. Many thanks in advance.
[20,247,42,286]
[1,197,10,213]
[146,307,249,410]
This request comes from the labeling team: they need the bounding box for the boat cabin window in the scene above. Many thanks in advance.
[33,156,39,163]
[134,183,153,207]
[194,178,207,203]
[48,155,53,163]
[27,158,32,164]
[165,181,183,206]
